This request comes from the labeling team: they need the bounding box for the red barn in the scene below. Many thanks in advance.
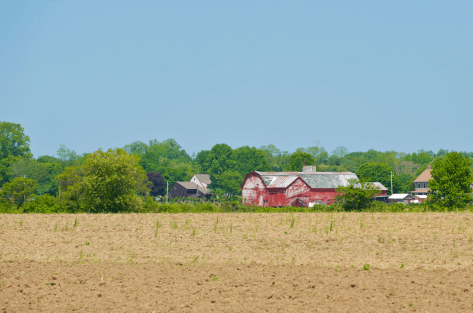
[242,170,387,207]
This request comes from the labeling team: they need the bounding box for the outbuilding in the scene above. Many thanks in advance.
[388,194,416,204]
[169,182,209,199]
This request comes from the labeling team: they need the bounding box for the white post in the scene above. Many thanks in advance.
[391,171,393,195]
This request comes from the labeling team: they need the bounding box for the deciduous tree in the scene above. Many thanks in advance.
[427,152,473,208]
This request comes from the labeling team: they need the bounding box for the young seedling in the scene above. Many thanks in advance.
[363,264,370,271]
[73,218,78,227]
[54,222,58,232]
[19,220,23,226]
[290,218,295,228]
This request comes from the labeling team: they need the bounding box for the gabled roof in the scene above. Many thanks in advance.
[372,182,388,191]
[176,182,208,194]
[414,168,432,182]
[267,176,299,188]
[194,174,211,185]
[256,171,358,189]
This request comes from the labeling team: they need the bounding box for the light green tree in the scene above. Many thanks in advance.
[427,152,473,209]
[0,177,38,208]
[56,149,150,212]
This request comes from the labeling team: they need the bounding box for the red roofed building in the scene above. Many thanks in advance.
[242,166,388,207]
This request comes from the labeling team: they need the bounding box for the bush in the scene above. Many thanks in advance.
[22,194,61,213]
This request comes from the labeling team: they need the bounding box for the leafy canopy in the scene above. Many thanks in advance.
[57,148,150,212]
[335,178,380,211]
[427,152,473,208]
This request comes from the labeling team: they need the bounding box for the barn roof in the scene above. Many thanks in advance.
[372,182,388,191]
[267,176,299,188]
[256,171,358,189]
[194,174,212,185]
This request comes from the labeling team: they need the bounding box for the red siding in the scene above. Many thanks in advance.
[241,172,267,206]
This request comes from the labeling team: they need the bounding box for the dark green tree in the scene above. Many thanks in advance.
[233,146,271,177]
[427,152,473,208]
[286,152,315,171]
[0,122,32,184]
[356,163,401,194]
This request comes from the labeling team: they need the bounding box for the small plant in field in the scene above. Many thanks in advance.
[290,218,295,228]
[192,228,196,237]
[409,302,413,307]
[312,226,316,234]
[73,218,78,227]
[400,264,404,269]
[191,256,199,263]
[54,222,57,232]
[211,276,218,282]
[363,264,370,271]
[19,220,23,226]
[330,221,333,231]
[230,224,233,233]
[85,242,90,245]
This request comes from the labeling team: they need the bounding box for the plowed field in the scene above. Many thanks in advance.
[1,213,473,312]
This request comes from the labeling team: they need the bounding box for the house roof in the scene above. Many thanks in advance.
[176,182,209,194]
[414,168,432,182]
[256,171,358,189]
[267,176,299,188]
[388,193,414,200]
[194,174,211,185]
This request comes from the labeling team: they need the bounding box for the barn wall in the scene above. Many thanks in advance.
[267,189,286,207]
[285,180,310,205]
[242,173,267,206]
[309,188,338,205]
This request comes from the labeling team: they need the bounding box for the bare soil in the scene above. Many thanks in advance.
[1,213,473,312]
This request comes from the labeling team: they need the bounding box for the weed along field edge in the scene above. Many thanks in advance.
[2,213,473,312]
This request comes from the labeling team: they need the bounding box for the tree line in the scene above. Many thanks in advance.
[1,121,473,212]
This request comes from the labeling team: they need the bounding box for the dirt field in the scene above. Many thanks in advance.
[1,213,473,312]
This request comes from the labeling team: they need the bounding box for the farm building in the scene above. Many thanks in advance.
[169,182,209,200]
[241,168,388,207]
[388,194,416,204]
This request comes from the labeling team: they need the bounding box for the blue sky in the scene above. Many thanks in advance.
[1,0,472,157]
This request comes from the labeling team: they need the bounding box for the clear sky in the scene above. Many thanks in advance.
[1,0,472,157]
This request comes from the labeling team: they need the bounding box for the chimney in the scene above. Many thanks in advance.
[302,165,316,173]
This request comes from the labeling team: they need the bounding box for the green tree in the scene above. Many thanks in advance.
[81,149,150,212]
[286,152,315,171]
[233,146,271,177]
[356,163,401,194]
[0,122,32,159]
[0,122,32,184]
[9,158,53,195]
[335,178,380,211]
[0,177,38,208]
[56,149,150,212]
[211,171,244,195]
[56,166,85,212]
[427,152,473,208]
